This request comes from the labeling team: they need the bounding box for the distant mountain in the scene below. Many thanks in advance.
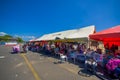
[0,32,7,36]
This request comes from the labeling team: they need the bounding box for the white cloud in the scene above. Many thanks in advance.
[14,35,19,37]
[23,36,35,39]
[14,35,36,40]
[0,32,7,36]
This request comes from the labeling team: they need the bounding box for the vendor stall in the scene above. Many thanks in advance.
[89,25,120,47]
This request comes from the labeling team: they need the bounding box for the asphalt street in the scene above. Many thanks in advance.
[0,46,100,80]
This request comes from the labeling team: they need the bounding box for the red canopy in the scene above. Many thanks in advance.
[89,25,120,46]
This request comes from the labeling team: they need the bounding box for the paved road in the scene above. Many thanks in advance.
[0,46,35,80]
[0,46,100,80]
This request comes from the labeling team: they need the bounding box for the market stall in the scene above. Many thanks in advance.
[89,25,120,47]
[89,25,120,79]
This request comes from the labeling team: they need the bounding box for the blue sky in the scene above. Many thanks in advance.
[0,0,120,40]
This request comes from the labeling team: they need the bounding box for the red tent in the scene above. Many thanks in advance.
[89,25,120,46]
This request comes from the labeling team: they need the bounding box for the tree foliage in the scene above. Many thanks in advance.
[4,35,13,38]
[0,35,24,43]
[16,37,24,43]
[0,35,12,41]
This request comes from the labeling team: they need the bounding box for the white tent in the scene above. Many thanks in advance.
[36,25,95,41]
[36,29,76,41]
[36,34,51,41]
[52,29,77,39]
[36,33,61,41]
[66,25,95,39]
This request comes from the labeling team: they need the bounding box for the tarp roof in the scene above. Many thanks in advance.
[89,25,120,46]
[89,25,120,41]
[36,30,76,41]
[36,25,95,41]
[29,38,36,42]
[66,25,95,39]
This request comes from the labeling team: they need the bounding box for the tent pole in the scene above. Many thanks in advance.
[87,38,90,49]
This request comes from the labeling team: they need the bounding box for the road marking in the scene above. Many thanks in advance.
[20,54,41,80]
[0,56,5,59]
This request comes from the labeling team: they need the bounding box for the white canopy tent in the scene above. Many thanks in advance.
[36,25,95,41]
[36,30,76,41]
[35,34,51,41]
[66,25,95,39]
[29,38,36,42]
[53,29,77,39]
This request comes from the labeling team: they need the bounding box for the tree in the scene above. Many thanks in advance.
[4,35,12,38]
[0,35,13,42]
[17,37,24,43]
[4,35,13,41]
[0,35,24,43]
